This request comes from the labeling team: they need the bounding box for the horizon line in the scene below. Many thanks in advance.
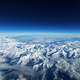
[0,32,80,38]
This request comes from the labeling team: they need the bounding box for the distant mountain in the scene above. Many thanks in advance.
[0,36,80,80]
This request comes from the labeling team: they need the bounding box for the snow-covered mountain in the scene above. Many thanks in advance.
[0,36,80,80]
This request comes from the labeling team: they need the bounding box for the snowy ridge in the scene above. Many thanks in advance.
[0,37,80,80]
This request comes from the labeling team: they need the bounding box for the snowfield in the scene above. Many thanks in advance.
[0,36,80,80]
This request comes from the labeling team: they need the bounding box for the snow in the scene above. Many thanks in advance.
[0,36,80,80]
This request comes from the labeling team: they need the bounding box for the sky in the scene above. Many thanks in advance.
[0,0,80,33]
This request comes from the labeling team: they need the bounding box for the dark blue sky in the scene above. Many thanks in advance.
[0,0,80,32]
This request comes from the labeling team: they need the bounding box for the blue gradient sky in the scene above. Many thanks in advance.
[0,0,80,33]
[0,21,80,33]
